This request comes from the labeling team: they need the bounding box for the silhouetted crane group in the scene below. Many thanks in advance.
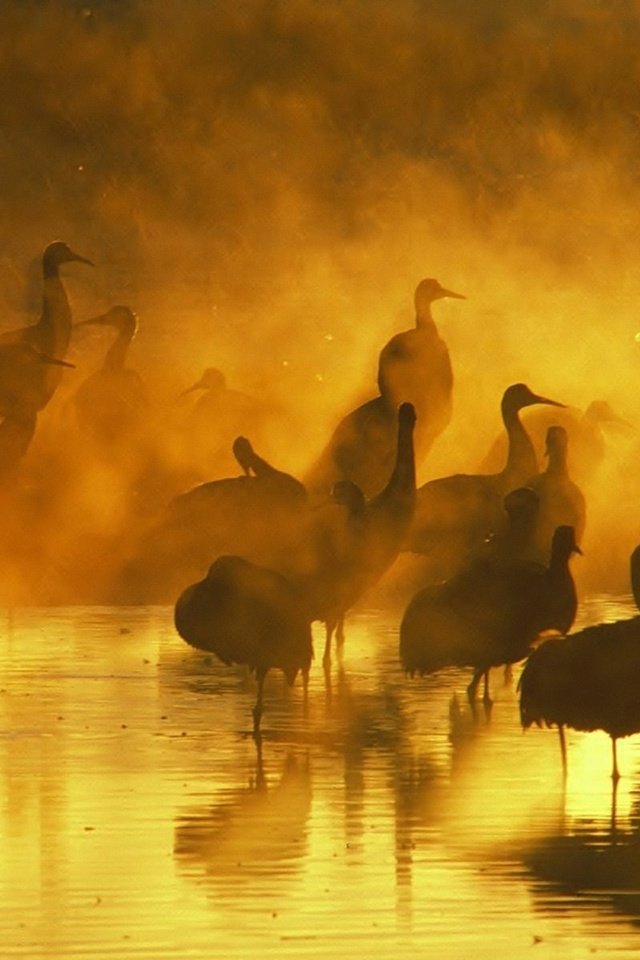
[1,244,638,768]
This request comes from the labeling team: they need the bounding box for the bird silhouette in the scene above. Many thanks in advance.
[0,349,75,472]
[520,547,640,780]
[304,395,400,500]
[400,524,581,704]
[179,367,275,479]
[128,439,310,602]
[377,277,463,435]
[72,305,149,446]
[527,425,586,562]
[0,241,92,413]
[174,555,313,737]
[174,440,309,572]
[479,398,631,485]
[303,402,417,665]
[406,383,564,575]
[480,486,542,567]
[304,278,463,499]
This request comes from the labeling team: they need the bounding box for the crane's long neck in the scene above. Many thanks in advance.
[502,403,537,486]
[39,261,72,357]
[546,446,569,479]
[373,416,416,511]
[103,329,133,371]
[415,301,436,332]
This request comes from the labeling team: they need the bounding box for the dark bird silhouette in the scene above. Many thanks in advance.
[180,367,259,416]
[304,396,400,500]
[527,425,586,562]
[520,548,640,780]
[129,439,310,602]
[400,524,581,704]
[72,305,149,445]
[407,383,564,574]
[480,485,542,567]
[174,555,313,737]
[0,350,75,472]
[377,277,463,432]
[304,402,417,664]
[479,399,631,485]
[0,241,92,413]
[304,278,463,499]
[179,367,275,479]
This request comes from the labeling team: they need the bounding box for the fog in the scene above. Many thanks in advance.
[0,0,639,602]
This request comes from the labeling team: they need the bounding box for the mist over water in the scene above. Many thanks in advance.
[5,8,640,957]
[0,0,639,599]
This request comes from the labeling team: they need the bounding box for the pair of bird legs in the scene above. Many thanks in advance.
[251,667,310,741]
[467,668,493,706]
[322,616,346,669]
[467,664,517,708]
[557,724,621,782]
[250,614,347,739]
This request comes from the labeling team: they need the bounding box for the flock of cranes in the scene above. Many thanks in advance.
[2,240,640,779]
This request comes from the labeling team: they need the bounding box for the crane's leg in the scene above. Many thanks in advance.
[254,733,266,791]
[302,667,310,717]
[253,673,265,740]
[336,615,346,658]
[323,621,335,667]
[467,668,483,706]
[482,669,493,705]
[558,724,567,778]
[612,737,620,782]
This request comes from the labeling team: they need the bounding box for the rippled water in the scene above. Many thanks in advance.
[3,596,640,958]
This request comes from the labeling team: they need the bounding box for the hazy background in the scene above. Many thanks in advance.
[1,0,639,594]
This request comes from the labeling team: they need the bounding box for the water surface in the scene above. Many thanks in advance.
[2,597,640,958]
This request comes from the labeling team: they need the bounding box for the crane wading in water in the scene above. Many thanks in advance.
[400,524,581,704]
[303,402,417,666]
[520,546,640,781]
[174,555,313,738]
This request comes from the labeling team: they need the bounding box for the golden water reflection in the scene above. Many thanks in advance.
[2,599,640,958]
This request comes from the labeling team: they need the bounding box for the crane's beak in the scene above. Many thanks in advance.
[34,350,75,369]
[438,287,466,300]
[69,250,94,267]
[608,413,635,433]
[178,379,205,398]
[530,393,565,408]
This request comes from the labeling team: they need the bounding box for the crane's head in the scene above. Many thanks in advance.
[551,524,583,559]
[232,436,255,475]
[180,367,227,398]
[544,425,568,457]
[398,401,417,427]
[414,278,466,309]
[331,479,366,514]
[502,383,565,414]
[585,399,633,430]
[503,486,539,523]
[43,240,94,270]
[76,305,138,337]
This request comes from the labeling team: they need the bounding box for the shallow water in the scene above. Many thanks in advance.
[3,597,640,959]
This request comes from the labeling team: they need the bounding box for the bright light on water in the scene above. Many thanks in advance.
[2,600,640,958]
